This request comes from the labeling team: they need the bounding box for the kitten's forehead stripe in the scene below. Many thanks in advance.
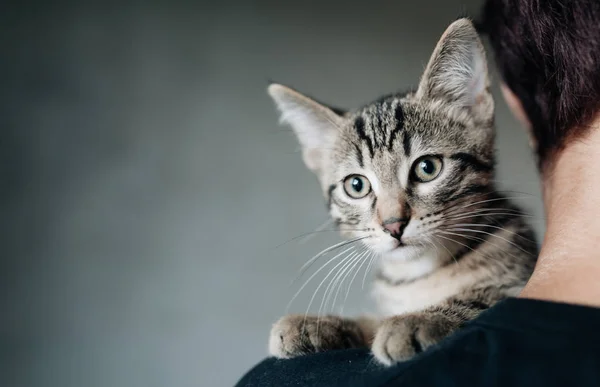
[375,103,389,151]
[354,116,375,158]
[387,102,405,151]
[366,106,381,151]
[376,107,384,147]
[354,144,364,167]
[402,132,411,158]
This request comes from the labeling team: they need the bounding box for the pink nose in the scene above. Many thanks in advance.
[383,222,403,236]
[383,222,402,235]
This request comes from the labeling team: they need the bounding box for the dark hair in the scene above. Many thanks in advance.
[478,0,600,168]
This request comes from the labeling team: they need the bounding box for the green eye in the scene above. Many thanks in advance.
[343,175,372,199]
[413,156,443,182]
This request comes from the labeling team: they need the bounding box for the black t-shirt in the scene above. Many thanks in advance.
[236,298,600,386]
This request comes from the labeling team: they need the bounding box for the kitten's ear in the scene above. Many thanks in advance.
[416,19,493,123]
[268,83,344,172]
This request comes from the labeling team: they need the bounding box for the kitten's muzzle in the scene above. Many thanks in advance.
[382,217,409,241]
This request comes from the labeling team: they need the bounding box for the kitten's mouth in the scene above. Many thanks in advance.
[390,239,407,249]
[388,237,424,251]
[380,240,426,261]
[392,242,406,249]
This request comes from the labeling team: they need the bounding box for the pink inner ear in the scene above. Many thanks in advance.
[468,45,488,104]
[302,148,323,172]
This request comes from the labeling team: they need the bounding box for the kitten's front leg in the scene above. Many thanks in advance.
[269,315,375,358]
[372,287,507,365]
[371,310,462,365]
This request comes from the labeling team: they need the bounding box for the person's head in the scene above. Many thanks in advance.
[479,0,600,173]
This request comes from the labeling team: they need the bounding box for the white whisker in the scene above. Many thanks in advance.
[319,250,362,318]
[434,233,480,256]
[338,249,371,314]
[313,250,361,334]
[328,251,363,314]
[362,251,378,290]
[429,234,459,265]
[291,236,369,286]
[304,249,359,323]
[298,219,334,244]
[439,207,526,219]
[285,246,356,312]
[446,223,537,244]
[449,212,536,221]
[445,227,533,255]
[440,193,535,219]
[457,195,536,210]
[437,229,525,262]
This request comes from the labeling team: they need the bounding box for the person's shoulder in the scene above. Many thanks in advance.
[236,299,600,387]
[388,298,600,387]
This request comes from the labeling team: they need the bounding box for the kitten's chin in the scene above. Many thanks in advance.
[378,244,427,262]
[365,237,431,262]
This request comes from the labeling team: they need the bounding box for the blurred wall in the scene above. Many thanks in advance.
[1,1,542,386]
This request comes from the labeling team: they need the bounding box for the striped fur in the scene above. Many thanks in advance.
[267,19,538,365]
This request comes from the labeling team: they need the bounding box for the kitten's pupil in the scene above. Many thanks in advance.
[420,160,435,175]
[352,177,363,192]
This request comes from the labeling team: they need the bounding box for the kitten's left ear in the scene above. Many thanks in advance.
[416,18,493,123]
[268,83,344,173]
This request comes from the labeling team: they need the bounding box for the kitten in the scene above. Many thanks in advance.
[266,18,537,365]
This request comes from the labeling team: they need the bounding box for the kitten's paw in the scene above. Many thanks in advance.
[269,315,366,359]
[371,312,457,365]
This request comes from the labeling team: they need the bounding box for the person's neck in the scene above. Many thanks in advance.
[520,116,600,306]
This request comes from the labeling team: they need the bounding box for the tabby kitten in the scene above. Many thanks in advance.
[267,19,537,365]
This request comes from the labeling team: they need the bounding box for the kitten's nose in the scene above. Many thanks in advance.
[382,218,409,240]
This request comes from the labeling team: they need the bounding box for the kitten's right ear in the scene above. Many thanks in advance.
[415,19,493,123]
[267,83,344,172]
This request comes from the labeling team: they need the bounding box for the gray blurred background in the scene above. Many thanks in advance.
[1,1,543,386]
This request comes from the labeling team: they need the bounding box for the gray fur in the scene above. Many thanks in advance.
[267,19,538,365]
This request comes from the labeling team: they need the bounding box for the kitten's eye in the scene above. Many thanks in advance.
[343,175,372,199]
[412,156,443,182]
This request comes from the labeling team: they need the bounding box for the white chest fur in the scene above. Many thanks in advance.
[372,254,487,316]
[371,222,526,316]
